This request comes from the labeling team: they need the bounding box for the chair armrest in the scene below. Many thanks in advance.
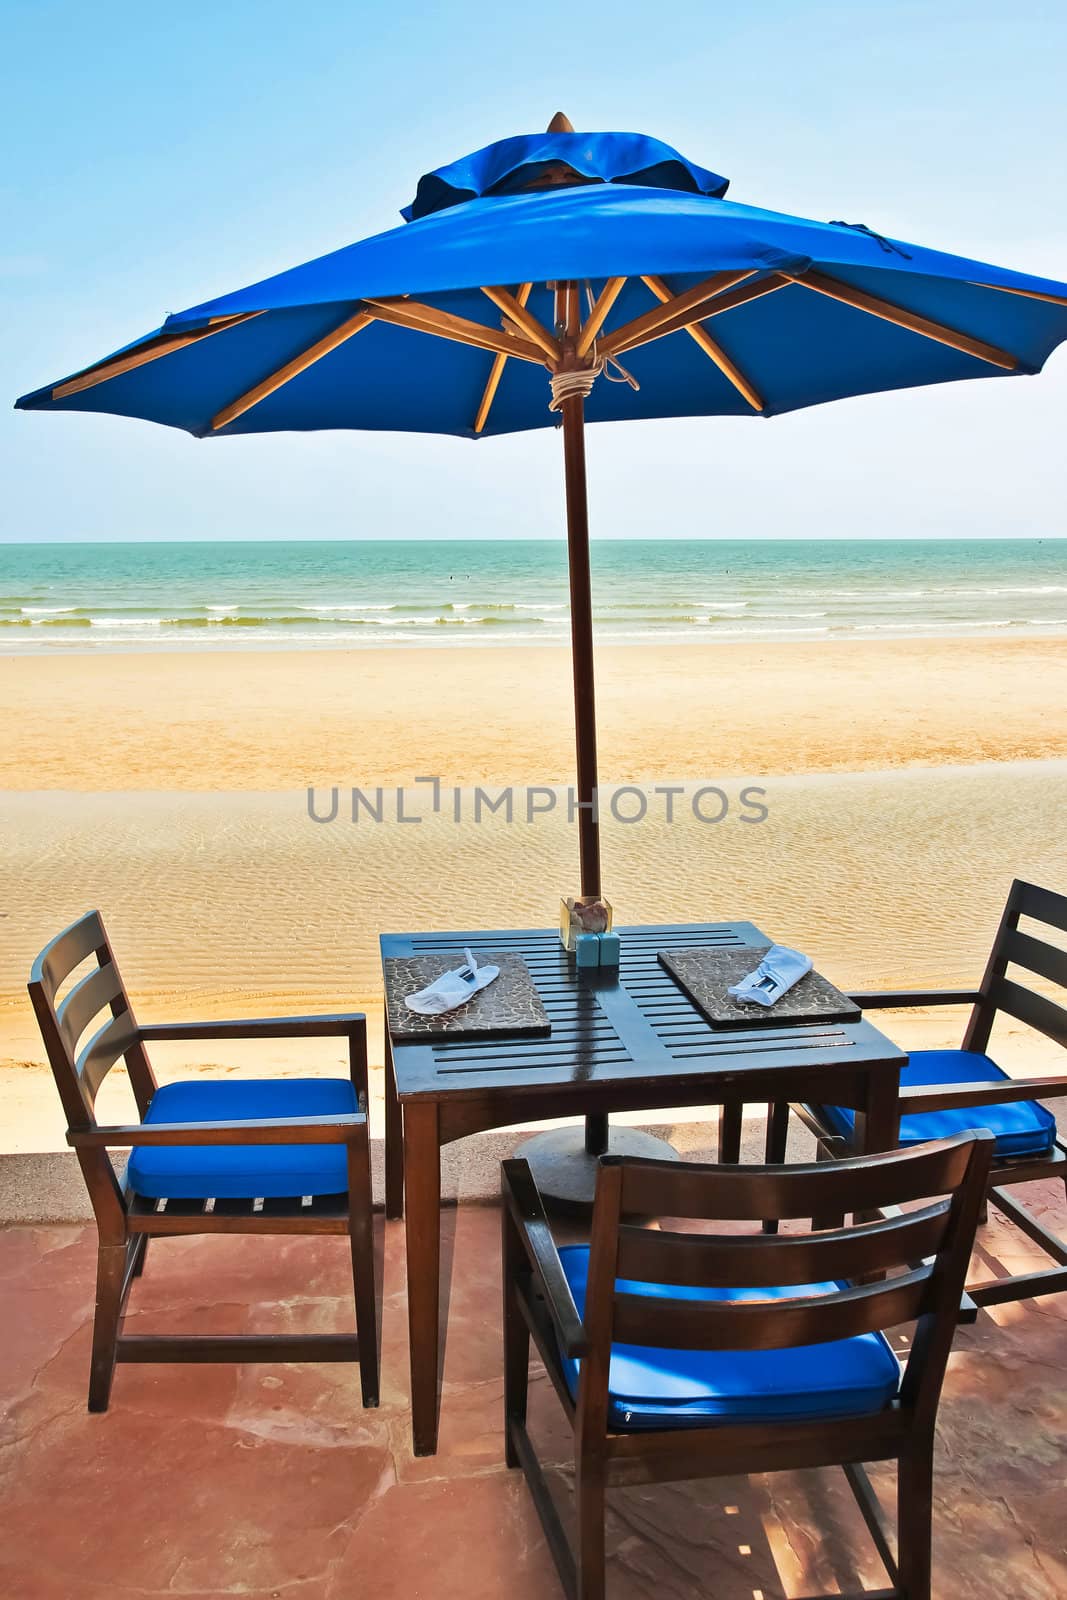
[847,989,982,1010]
[68,1113,367,1148]
[139,1013,366,1041]
[899,1076,1067,1115]
[502,1158,588,1359]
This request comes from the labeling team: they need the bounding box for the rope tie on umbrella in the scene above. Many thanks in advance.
[548,365,599,410]
[548,354,640,411]
[547,281,641,411]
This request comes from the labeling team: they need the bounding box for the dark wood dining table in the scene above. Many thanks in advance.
[381,920,906,1456]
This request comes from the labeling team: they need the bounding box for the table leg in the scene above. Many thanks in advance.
[854,1066,902,1241]
[384,1029,404,1220]
[719,1101,743,1164]
[403,1100,441,1456]
[855,1066,901,1158]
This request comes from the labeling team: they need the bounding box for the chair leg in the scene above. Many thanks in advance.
[897,1443,934,1600]
[131,1235,148,1277]
[347,1137,379,1409]
[88,1242,126,1413]
[501,1210,531,1468]
[575,1454,607,1600]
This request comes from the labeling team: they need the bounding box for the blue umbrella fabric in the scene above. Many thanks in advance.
[16,126,1067,440]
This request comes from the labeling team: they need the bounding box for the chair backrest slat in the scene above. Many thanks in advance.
[1015,879,1067,934]
[966,879,1067,1053]
[615,1200,952,1289]
[990,975,1067,1049]
[28,912,157,1133]
[613,1265,934,1351]
[1002,927,1067,990]
[614,1137,976,1222]
[77,1012,143,1105]
[35,911,106,1002]
[59,961,128,1057]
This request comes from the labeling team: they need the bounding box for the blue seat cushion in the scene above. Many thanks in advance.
[126,1078,358,1200]
[557,1245,900,1431]
[817,1049,1056,1160]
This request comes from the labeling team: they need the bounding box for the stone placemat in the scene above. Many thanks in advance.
[384,952,551,1042]
[659,945,860,1029]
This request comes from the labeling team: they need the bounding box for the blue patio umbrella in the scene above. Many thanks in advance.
[18,117,1067,894]
[17,113,1067,1190]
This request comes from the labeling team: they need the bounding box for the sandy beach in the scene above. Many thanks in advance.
[2,636,1066,789]
[2,634,1065,1155]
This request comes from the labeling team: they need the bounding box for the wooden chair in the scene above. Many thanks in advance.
[28,911,378,1412]
[502,1133,992,1600]
[772,879,1067,1309]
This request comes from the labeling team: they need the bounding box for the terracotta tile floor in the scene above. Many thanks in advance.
[2,1190,1066,1599]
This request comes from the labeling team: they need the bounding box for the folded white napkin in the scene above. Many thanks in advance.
[727,945,813,1009]
[404,948,500,1017]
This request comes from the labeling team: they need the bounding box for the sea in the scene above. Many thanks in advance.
[0,539,1064,652]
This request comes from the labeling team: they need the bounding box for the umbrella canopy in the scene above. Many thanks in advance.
[17,117,1067,896]
[17,129,1067,440]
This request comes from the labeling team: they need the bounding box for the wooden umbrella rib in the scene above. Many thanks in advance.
[575,277,627,358]
[361,297,545,363]
[971,280,1067,307]
[598,273,787,357]
[481,286,561,359]
[473,283,532,436]
[594,270,753,360]
[210,310,376,431]
[640,275,764,410]
[788,269,1018,369]
[51,312,264,400]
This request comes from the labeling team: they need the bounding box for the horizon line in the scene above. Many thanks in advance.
[1,533,1064,549]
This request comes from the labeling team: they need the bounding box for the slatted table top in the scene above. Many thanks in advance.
[381,922,906,1102]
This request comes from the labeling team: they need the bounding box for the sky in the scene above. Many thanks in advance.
[2,0,1066,543]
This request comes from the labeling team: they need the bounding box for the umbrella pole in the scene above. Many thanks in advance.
[560,390,609,1160]
[516,279,681,1209]
[561,392,602,902]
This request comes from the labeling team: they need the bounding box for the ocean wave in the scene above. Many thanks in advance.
[89,616,162,627]
[164,613,369,628]
[853,618,1016,632]
[479,613,541,625]
[790,584,1067,602]
[709,625,832,638]
[433,613,543,626]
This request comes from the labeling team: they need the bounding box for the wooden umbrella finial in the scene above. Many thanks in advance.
[547,112,574,133]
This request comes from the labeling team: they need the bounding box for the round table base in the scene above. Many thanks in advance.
[516,1124,680,1214]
